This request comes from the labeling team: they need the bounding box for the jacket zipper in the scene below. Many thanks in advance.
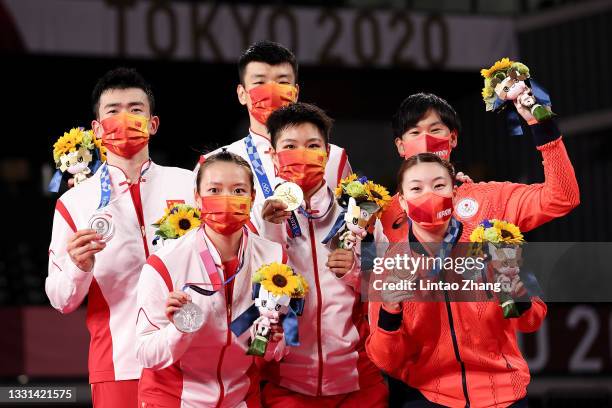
[215,285,233,408]
[308,220,324,396]
[128,183,150,258]
[443,289,470,408]
[501,352,513,369]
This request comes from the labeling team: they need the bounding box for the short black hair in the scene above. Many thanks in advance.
[238,40,298,84]
[91,67,155,117]
[392,93,461,139]
[267,103,333,148]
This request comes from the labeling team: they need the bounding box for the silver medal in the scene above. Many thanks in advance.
[88,212,115,242]
[173,302,204,333]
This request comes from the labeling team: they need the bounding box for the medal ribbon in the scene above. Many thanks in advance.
[184,227,248,296]
[97,160,152,210]
[244,134,302,237]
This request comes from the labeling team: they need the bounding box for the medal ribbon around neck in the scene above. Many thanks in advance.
[183,226,248,296]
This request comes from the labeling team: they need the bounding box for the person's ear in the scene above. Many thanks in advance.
[325,143,330,157]
[92,120,103,138]
[449,130,458,148]
[194,190,202,210]
[148,115,160,136]
[294,83,300,101]
[394,137,405,157]
[270,148,279,172]
[237,84,248,106]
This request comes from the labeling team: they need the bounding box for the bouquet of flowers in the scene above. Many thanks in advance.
[327,174,392,249]
[48,127,106,192]
[152,204,201,246]
[481,57,554,125]
[470,219,526,318]
[247,263,308,357]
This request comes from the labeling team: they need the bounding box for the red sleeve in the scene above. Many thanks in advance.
[464,136,579,234]
[512,297,547,333]
[366,302,417,379]
[506,137,580,232]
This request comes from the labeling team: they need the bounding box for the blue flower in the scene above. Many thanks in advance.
[358,176,368,184]
[482,220,493,228]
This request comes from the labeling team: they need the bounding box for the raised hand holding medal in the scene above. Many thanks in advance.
[269,182,303,211]
[167,289,205,333]
[262,182,304,224]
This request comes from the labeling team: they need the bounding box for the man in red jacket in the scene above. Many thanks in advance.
[380,92,580,243]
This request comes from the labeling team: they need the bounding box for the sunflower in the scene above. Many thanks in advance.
[493,220,524,245]
[335,173,358,197]
[167,206,201,237]
[469,225,485,243]
[260,263,299,297]
[480,57,513,79]
[293,274,309,298]
[53,128,85,163]
[92,132,107,162]
[364,181,392,212]
[52,128,106,164]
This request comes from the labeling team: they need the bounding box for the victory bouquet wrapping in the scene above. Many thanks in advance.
[151,203,202,248]
[470,219,526,318]
[48,127,106,192]
[481,57,554,134]
[230,263,308,360]
[323,174,392,249]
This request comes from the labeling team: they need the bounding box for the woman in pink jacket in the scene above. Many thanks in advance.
[135,151,286,407]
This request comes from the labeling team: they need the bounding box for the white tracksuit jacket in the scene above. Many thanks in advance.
[252,185,385,397]
[46,160,195,384]
[136,228,286,407]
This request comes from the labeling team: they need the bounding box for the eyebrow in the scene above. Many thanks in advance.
[205,181,248,186]
[408,176,447,183]
[103,101,144,109]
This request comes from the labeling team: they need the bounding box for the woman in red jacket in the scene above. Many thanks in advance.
[366,153,546,408]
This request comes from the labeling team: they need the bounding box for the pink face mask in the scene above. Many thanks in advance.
[401,133,453,160]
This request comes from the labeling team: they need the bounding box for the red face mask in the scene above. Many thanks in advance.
[276,148,327,192]
[248,83,298,125]
[401,133,452,160]
[404,192,453,230]
[100,112,150,158]
[200,195,252,235]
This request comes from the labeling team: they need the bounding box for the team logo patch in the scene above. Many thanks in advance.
[455,198,479,219]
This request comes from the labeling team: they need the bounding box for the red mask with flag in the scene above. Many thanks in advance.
[404,192,453,230]
[100,112,150,158]
[248,83,298,125]
[276,148,327,192]
[401,133,453,160]
[200,195,252,235]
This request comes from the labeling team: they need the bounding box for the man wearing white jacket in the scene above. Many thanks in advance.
[201,41,352,209]
[252,103,388,407]
[46,68,195,407]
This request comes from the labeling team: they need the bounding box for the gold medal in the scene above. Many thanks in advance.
[270,182,303,211]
